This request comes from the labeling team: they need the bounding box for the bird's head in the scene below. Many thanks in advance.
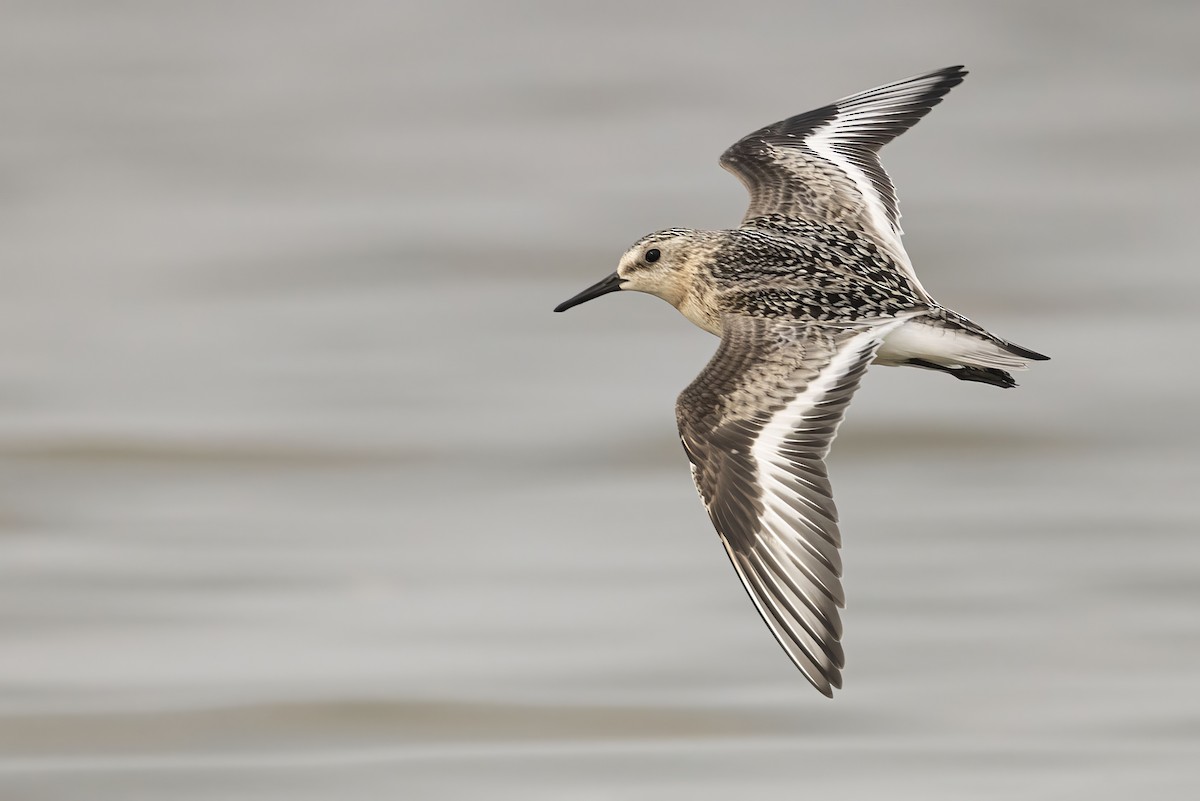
[554,229,709,313]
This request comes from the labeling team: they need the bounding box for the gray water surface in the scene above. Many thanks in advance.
[2,2,1199,799]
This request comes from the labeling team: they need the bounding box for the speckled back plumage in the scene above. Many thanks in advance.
[704,223,926,322]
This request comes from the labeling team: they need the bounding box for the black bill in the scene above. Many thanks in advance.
[553,272,625,312]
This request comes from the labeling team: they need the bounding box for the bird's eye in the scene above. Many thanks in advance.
[645,248,661,263]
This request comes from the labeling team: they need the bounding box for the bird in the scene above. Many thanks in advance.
[553,66,1048,697]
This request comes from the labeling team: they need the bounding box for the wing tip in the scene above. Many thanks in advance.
[931,64,969,97]
[791,658,841,698]
[862,64,970,108]
[923,64,969,86]
[811,666,842,697]
[727,545,848,697]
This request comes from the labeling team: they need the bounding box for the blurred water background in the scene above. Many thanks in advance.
[1,2,1198,799]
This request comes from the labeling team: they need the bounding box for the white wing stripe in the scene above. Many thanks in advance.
[750,325,902,472]
[746,321,909,614]
[802,129,903,248]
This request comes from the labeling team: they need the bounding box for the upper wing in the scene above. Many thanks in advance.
[719,66,967,294]
[676,315,908,696]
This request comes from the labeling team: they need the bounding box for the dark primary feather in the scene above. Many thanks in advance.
[676,316,905,696]
[719,66,967,268]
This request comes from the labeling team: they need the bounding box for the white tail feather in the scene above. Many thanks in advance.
[875,317,1031,370]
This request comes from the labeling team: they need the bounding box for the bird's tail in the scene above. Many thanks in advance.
[875,307,1049,388]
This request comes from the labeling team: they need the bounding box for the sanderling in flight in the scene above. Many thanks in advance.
[554,66,1047,696]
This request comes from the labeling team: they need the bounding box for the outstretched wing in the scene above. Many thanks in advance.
[676,315,908,696]
[719,65,967,296]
